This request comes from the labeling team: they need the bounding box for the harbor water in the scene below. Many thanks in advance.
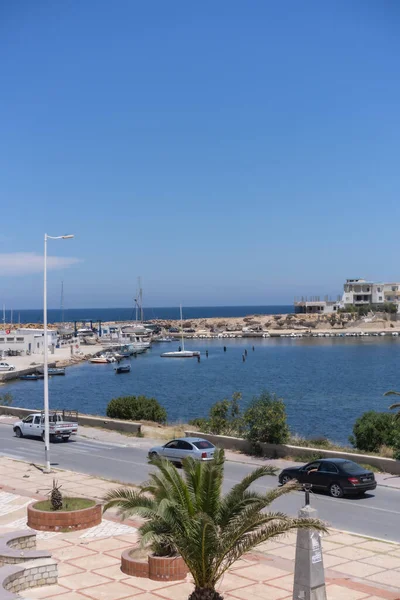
[5,336,400,445]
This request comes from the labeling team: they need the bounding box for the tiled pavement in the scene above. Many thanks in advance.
[0,457,399,600]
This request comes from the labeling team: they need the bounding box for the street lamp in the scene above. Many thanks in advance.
[43,234,74,473]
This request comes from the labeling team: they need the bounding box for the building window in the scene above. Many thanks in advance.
[377,287,381,292]
[379,296,382,301]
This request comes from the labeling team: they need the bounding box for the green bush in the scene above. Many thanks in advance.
[243,391,290,445]
[190,392,244,436]
[349,411,398,452]
[188,417,209,430]
[106,395,167,424]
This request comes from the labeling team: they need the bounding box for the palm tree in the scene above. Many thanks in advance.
[103,449,326,600]
[384,390,400,420]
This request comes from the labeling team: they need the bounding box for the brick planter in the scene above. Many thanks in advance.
[121,548,188,582]
[148,554,188,581]
[121,548,149,578]
[27,501,101,532]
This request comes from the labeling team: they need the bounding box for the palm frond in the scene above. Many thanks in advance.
[384,390,400,397]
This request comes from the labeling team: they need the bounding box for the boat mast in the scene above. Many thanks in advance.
[180,304,184,351]
[138,276,143,322]
[60,281,64,322]
[2,304,5,329]
[10,309,13,327]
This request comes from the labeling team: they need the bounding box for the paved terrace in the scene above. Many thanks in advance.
[0,457,399,599]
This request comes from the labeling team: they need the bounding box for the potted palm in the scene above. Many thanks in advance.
[104,449,326,597]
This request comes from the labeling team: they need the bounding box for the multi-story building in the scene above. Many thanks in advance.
[294,278,400,314]
[340,279,400,312]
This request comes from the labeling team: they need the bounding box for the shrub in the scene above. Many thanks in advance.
[243,391,290,445]
[188,417,209,430]
[106,395,167,424]
[349,411,398,452]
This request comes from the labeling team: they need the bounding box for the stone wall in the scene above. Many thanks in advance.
[184,431,400,475]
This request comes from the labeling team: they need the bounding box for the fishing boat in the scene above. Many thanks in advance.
[161,306,200,358]
[19,374,39,381]
[115,364,131,374]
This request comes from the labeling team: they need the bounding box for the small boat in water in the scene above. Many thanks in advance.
[161,350,200,358]
[89,356,110,364]
[115,364,131,374]
[48,368,65,376]
[19,374,39,381]
[161,305,200,359]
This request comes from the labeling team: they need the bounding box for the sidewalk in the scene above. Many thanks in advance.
[0,456,400,600]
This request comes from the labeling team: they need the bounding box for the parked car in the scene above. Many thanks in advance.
[278,458,377,498]
[0,361,15,372]
[148,437,216,466]
[13,411,78,442]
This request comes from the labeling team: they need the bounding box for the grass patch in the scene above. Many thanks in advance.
[34,498,95,512]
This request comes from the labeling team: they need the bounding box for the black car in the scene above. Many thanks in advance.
[278,458,377,498]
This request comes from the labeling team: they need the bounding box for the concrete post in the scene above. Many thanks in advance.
[292,504,327,600]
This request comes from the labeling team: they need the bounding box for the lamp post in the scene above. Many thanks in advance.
[43,234,74,473]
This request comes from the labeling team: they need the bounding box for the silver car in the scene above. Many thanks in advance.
[148,437,216,466]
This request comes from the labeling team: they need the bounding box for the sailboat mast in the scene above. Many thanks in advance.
[180,304,184,351]
[2,304,5,328]
[60,281,64,322]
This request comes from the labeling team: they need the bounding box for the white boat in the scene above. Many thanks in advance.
[161,305,200,358]
[89,356,109,364]
[161,350,200,358]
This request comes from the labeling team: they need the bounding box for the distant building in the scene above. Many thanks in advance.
[340,278,400,312]
[294,278,400,315]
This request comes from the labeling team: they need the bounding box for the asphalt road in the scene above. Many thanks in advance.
[1,423,400,542]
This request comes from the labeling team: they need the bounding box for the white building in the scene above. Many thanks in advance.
[340,279,400,313]
[0,328,80,355]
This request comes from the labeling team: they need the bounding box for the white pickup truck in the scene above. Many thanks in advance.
[13,411,78,442]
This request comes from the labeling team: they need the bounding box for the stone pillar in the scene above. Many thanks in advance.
[292,505,326,600]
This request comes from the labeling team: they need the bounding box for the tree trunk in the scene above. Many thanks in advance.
[188,587,224,600]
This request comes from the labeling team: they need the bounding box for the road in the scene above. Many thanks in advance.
[1,423,400,542]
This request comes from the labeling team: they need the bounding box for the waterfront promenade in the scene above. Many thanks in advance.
[0,455,400,599]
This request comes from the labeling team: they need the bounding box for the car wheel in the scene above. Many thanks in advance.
[148,452,158,460]
[14,427,23,438]
[62,436,70,442]
[329,483,344,498]
[41,432,45,442]
[281,475,292,485]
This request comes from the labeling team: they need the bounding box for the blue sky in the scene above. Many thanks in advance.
[1,1,399,308]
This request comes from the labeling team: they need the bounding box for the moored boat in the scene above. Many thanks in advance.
[115,364,131,374]
[160,350,200,358]
[19,374,39,381]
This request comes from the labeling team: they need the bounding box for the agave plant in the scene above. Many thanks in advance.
[384,390,400,419]
[103,448,326,600]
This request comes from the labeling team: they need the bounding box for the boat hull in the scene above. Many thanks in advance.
[160,351,200,358]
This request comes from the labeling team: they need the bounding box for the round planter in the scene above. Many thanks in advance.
[121,548,188,581]
[148,554,188,581]
[27,501,101,532]
[121,548,149,578]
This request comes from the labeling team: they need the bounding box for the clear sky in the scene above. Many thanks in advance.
[1,1,399,309]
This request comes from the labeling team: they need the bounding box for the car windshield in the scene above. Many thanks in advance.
[341,461,363,474]
[193,441,214,449]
